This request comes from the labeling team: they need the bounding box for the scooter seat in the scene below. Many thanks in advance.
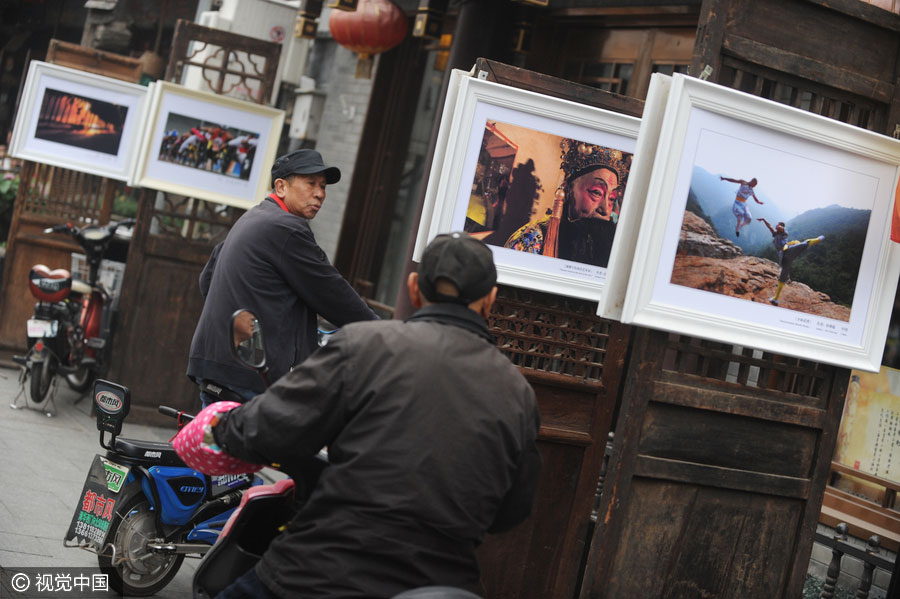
[113,438,185,466]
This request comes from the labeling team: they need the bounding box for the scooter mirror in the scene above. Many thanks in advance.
[230,309,266,370]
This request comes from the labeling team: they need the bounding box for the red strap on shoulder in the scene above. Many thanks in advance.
[267,193,290,213]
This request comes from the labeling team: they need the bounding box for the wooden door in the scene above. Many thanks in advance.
[471,59,643,599]
[581,330,849,597]
[479,286,631,599]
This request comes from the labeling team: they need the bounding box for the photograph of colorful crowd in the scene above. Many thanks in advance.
[158,112,259,180]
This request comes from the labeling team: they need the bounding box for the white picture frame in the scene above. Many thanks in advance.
[414,68,470,262]
[613,73,900,372]
[415,75,641,302]
[601,73,672,321]
[134,81,285,209]
[9,61,149,182]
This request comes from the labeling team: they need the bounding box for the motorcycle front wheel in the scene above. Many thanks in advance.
[98,489,185,596]
[29,353,56,405]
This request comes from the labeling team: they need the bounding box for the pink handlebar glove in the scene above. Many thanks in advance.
[172,401,263,475]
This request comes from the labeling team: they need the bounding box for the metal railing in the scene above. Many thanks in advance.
[814,523,896,598]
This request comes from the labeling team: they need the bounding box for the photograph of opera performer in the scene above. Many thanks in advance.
[669,128,873,322]
[34,88,128,155]
[463,120,632,269]
[157,112,259,180]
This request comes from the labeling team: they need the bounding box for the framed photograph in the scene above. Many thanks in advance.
[415,75,641,302]
[134,81,284,209]
[9,61,149,182]
[616,73,900,372]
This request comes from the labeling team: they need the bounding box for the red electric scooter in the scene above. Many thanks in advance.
[13,219,135,412]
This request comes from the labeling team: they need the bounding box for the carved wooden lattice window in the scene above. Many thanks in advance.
[718,59,882,131]
[165,19,281,105]
[147,20,283,242]
[146,193,242,243]
[661,332,830,399]
[488,286,612,382]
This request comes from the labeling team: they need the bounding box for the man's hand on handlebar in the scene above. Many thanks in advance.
[159,405,195,430]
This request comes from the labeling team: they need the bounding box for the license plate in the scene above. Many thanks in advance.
[27,319,58,338]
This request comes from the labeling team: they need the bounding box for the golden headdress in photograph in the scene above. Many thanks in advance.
[559,139,631,186]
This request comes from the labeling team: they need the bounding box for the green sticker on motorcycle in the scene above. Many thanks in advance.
[101,457,129,493]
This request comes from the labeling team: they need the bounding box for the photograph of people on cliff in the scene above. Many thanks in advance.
[720,174,763,237]
[462,119,633,270]
[669,127,875,323]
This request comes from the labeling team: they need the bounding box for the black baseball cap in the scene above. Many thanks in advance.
[418,232,497,305]
[271,149,340,186]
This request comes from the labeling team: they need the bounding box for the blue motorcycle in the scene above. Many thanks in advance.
[63,380,260,596]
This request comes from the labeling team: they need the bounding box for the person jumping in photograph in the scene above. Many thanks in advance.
[720,175,763,237]
[758,218,789,263]
[769,235,826,306]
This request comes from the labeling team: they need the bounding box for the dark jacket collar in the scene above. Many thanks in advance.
[406,303,494,344]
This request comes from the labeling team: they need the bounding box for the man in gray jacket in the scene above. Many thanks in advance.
[210,232,542,598]
[187,149,377,406]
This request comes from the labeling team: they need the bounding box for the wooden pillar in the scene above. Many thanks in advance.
[391,0,514,319]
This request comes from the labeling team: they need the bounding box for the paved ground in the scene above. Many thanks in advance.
[0,366,197,598]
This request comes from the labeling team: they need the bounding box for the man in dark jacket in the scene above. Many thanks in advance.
[187,149,378,405]
[210,232,542,598]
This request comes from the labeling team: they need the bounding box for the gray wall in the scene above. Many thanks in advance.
[305,23,375,262]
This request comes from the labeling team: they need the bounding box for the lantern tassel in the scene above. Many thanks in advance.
[355,53,374,78]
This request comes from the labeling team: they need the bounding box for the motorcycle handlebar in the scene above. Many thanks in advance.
[158,405,194,424]
[112,219,136,231]
[43,219,134,237]
[42,223,72,234]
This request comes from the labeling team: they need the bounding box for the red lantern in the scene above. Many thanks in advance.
[329,0,407,78]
